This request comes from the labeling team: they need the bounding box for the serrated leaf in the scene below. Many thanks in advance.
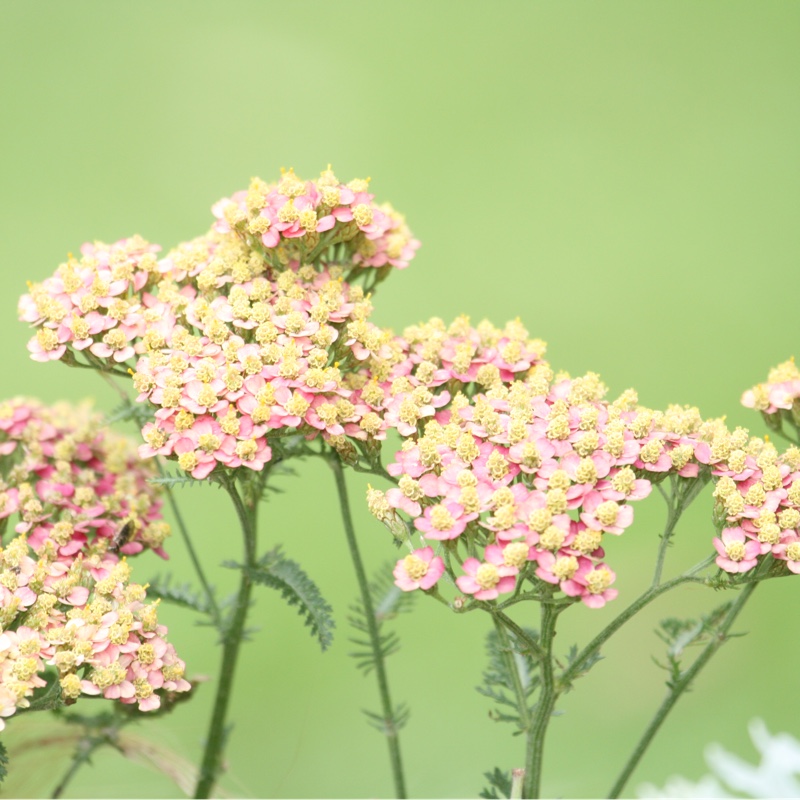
[0,741,7,785]
[480,767,512,799]
[147,574,215,617]
[148,471,207,489]
[479,627,539,730]
[25,679,63,713]
[361,703,409,734]
[104,399,150,427]
[347,562,415,675]
[245,547,335,651]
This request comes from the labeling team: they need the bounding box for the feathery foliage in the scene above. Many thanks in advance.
[236,547,335,651]
[348,562,415,675]
[104,398,150,427]
[147,574,217,618]
[148,471,210,490]
[479,767,513,799]
[655,601,737,689]
[477,627,540,732]
[362,703,410,735]
[0,741,7,785]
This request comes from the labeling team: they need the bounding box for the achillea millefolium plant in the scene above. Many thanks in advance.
[6,166,800,798]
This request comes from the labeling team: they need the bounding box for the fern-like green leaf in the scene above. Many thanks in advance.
[477,627,540,731]
[147,574,215,618]
[655,601,737,688]
[347,562,415,675]
[0,741,7,785]
[479,767,512,799]
[148,471,208,490]
[104,399,150,427]
[362,703,410,735]
[241,548,335,651]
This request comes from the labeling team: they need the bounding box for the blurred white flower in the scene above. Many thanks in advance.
[638,719,800,799]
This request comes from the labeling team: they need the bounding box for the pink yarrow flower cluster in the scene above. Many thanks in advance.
[698,429,800,575]
[0,399,188,728]
[19,237,161,367]
[0,398,170,561]
[742,357,800,433]
[132,251,399,476]
[0,540,189,728]
[20,169,419,480]
[368,320,800,607]
[212,167,420,271]
[19,169,419,374]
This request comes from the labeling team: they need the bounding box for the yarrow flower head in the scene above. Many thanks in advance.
[0,538,189,728]
[211,167,420,272]
[695,420,800,576]
[393,547,445,592]
[0,398,169,561]
[19,168,419,481]
[19,237,161,368]
[742,357,800,435]
[0,398,186,729]
[366,321,800,607]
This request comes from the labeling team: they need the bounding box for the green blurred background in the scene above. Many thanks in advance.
[1,1,799,797]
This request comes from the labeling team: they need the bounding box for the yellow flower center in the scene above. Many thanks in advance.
[352,204,373,227]
[586,567,612,594]
[430,505,456,531]
[596,501,620,527]
[572,529,603,555]
[552,556,578,581]
[725,541,746,562]
[403,554,428,581]
[475,563,500,591]
[503,542,529,568]
[539,525,565,551]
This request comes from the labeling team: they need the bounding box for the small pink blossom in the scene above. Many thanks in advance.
[456,545,518,601]
[713,527,761,573]
[393,547,445,591]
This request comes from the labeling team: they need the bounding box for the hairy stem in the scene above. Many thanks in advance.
[329,455,407,799]
[493,609,547,662]
[523,599,559,798]
[492,615,531,729]
[607,581,758,798]
[194,475,258,799]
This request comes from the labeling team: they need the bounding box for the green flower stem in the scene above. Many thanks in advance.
[329,455,407,800]
[194,475,258,799]
[562,556,714,687]
[651,483,680,588]
[651,475,710,588]
[492,610,547,662]
[523,598,559,799]
[51,733,113,799]
[64,351,132,379]
[155,458,223,629]
[607,581,758,799]
[492,615,531,728]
